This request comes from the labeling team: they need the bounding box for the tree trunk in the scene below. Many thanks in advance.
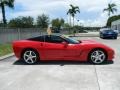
[1,4,7,26]
[108,11,110,17]
[73,16,74,27]
[69,15,71,27]
[73,16,75,36]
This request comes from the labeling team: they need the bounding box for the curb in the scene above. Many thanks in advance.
[0,53,14,61]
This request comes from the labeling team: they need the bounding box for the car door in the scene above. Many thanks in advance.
[57,36,82,60]
[43,35,65,60]
[62,43,82,60]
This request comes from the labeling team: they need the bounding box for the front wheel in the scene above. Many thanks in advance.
[89,49,107,64]
[22,50,39,64]
[114,36,117,39]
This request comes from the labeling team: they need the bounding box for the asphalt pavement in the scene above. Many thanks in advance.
[0,37,120,90]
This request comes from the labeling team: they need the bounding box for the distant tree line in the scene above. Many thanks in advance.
[0,14,66,29]
[0,14,100,32]
[7,14,49,28]
[8,16,34,28]
[71,25,100,31]
[51,18,64,29]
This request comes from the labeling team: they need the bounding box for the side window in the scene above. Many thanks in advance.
[45,35,64,43]
[28,36,45,42]
[45,36,51,42]
[51,36,64,43]
[39,36,45,42]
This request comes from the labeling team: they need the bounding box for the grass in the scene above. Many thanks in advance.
[0,43,13,57]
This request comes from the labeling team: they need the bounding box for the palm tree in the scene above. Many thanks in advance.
[67,4,80,27]
[0,0,15,25]
[103,3,117,17]
[67,8,72,27]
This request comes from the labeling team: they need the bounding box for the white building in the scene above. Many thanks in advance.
[111,19,120,33]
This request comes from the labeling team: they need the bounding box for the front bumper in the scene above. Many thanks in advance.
[102,34,117,38]
[108,50,115,61]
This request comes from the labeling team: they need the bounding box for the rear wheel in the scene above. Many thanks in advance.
[22,50,39,64]
[89,49,107,64]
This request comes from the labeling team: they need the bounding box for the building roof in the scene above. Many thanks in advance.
[111,19,120,25]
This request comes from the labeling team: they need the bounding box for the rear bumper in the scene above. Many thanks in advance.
[12,46,22,60]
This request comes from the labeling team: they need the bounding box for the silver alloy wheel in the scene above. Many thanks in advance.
[90,50,106,64]
[23,50,37,64]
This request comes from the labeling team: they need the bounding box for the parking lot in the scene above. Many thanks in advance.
[0,37,120,90]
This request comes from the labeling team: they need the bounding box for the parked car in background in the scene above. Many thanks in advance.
[113,29,119,34]
[51,27,60,33]
[100,28,118,39]
[79,30,88,33]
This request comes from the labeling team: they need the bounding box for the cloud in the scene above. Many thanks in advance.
[0,0,120,26]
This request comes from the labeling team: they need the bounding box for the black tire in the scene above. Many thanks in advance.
[88,49,107,64]
[99,34,102,38]
[102,37,105,39]
[22,49,39,64]
[114,36,117,39]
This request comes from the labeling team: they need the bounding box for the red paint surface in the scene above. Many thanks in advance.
[12,39,114,61]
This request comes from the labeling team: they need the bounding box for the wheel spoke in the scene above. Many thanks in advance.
[26,57,30,62]
[29,58,34,63]
[91,55,95,59]
[24,54,29,57]
[29,51,32,55]
[32,56,36,58]
[95,51,99,56]
[99,53,104,57]
[94,58,99,63]
[99,57,103,62]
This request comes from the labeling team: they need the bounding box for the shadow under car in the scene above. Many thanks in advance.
[13,59,114,66]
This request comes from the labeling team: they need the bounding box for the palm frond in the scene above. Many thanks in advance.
[103,8,109,12]
[111,3,116,7]
[76,9,80,13]
[75,6,79,9]
[67,9,72,15]
[0,0,14,8]
[70,4,74,8]
[5,0,14,8]
[113,8,117,12]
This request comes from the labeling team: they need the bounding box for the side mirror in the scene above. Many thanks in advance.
[62,42,68,47]
[77,40,82,43]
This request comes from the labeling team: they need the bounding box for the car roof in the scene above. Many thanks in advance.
[28,34,63,39]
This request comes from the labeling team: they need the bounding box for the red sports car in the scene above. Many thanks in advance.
[12,34,115,64]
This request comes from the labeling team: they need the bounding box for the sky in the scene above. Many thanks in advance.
[0,0,120,27]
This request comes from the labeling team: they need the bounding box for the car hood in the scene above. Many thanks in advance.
[81,40,100,44]
[80,40,114,51]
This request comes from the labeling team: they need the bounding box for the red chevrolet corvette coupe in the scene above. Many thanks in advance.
[13,34,114,64]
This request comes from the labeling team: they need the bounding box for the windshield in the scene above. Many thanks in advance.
[103,30,114,33]
[61,36,80,44]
